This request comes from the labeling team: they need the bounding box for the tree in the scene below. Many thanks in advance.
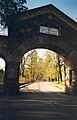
[20,56,25,77]
[20,50,38,81]
[44,51,57,81]
[36,58,45,80]
[0,0,27,28]
[30,50,38,80]
[20,49,66,83]
[57,55,65,82]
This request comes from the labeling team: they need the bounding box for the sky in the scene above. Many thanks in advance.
[0,0,77,68]
[0,0,77,35]
[0,58,5,70]
[26,0,77,21]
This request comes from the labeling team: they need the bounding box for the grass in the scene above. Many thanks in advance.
[52,81,65,86]
[0,80,4,85]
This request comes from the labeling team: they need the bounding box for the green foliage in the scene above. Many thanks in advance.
[20,49,65,83]
[0,0,27,27]
[35,58,45,80]
[52,81,65,86]
[44,51,58,81]
[20,50,38,81]
[29,50,38,80]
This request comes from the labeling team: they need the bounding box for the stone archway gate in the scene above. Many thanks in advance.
[0,4,77,95]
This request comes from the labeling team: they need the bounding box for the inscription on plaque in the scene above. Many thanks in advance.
[40,26,59,36]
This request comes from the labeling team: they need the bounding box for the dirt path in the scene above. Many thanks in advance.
[20,81,65,93]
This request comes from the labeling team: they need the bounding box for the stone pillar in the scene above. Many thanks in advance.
[71,68,77,95]
[3,62,20,96]
[65,66,70,94]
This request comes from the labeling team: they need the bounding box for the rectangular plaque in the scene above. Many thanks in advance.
[40,26,59,36]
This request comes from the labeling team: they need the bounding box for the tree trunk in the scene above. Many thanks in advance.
[58,55,62,82]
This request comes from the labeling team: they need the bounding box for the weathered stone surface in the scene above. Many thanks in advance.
[0,4,77,95]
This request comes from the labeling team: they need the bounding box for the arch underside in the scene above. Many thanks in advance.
[15,34,75,68]
[0,29,77,95]
[0,4,77,95]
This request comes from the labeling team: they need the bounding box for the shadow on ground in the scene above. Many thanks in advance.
[0,91,76,120]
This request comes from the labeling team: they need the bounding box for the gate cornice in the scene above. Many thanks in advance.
[18,4,77,30]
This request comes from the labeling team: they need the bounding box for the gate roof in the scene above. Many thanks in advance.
[18,4,77,30]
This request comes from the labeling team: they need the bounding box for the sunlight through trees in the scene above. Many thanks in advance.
[19,49,66,85]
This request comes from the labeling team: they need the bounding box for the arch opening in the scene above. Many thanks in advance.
[19,48,73,94]
[0,58,6,94]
